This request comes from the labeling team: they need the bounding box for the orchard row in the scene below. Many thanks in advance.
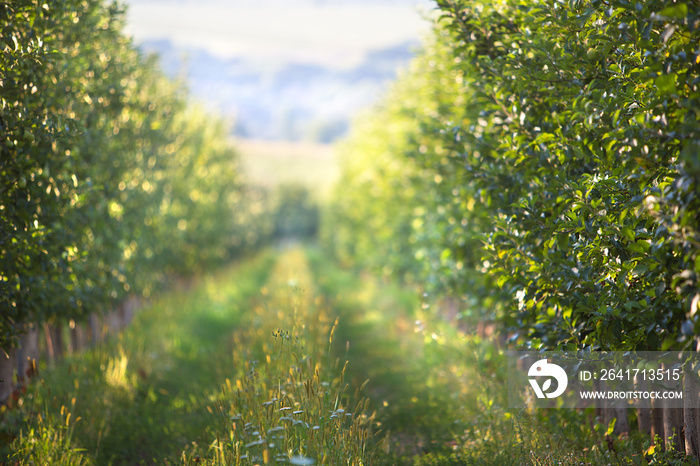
[324,0,699,451]
[328,0,699,359]
[0,0,272,351]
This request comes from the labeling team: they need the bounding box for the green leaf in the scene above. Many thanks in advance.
[655,74,677,95]
[621,226,635,242]
[440,248,452,261]
[658,4,687,19]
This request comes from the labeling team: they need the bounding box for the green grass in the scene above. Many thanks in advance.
[183,247,373,465]
[2,252,275,465]
[304,247,660,465]
[1,247,678,465]
[2,249,374,465]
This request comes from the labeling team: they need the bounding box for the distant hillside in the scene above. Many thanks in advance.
[138,38,417,142]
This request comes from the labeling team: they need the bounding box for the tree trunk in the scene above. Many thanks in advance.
[69,320,85,353]
[593,378,604,422]
[598,379,628,434]
[516,354,534,372]
[612,407,629,435]
[123,295,139,327]
[107,303,125,334]
[684,367,700,459]
[89,313,101,345]
[601,404,629,435]
[635,376,652,436]
[0,348,16,404]
[17,324,39,382]
[44,322,65,365]
[117,304,126,331]
[661,361,685,450]
[44,322,55,364]
[664,404,684,450]
[651,396,665,448]
[50,323,64,360]
[676,407,686,448]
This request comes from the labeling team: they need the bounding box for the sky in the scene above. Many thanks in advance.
[119,0,436,142]
[121,0,434,70]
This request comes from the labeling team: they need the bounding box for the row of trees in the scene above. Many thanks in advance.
[1,1,272,355]
[324,0,699,453]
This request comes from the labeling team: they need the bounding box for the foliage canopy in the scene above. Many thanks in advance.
[326,0,700,351]
[0,0,271,350]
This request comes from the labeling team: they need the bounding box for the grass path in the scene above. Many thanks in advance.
[304,249,649,465]
[306,249,486,464]
[3,249,374,465]
[190,247,372,465]
[3,248,653,465]
[3,252,275,464]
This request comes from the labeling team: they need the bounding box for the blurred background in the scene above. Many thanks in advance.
[122,0,433,144]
